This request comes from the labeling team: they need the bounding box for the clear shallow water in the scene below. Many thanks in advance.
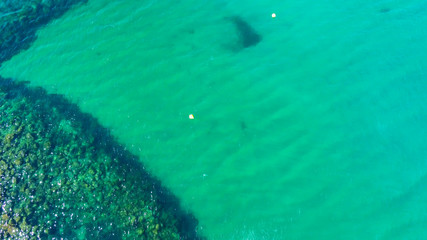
[2,0,427,239]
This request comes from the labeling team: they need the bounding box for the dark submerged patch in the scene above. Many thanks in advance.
[229,16,262,50]
[0,0,88,66]
[379,7,391,13]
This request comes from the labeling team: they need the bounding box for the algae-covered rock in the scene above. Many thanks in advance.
[0,78,202,239]
[0,0,88,65]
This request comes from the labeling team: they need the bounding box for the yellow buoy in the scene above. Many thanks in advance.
[189,114,195,119]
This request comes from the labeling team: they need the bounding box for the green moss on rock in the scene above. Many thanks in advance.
[0,78,202,239]
[0,0,88,65]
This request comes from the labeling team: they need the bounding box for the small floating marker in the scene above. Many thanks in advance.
[189,114,195,120]
[272,13,276,18]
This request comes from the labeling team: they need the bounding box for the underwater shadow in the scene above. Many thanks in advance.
[226,16,262,51]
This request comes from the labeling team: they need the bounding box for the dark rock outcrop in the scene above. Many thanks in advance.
[0,0,87,65]
[0,77,202,239]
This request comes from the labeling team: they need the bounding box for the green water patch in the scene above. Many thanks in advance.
[2,0,427,239]
[0,77,202,239]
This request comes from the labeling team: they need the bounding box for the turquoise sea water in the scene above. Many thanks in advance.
[1,0,427,239]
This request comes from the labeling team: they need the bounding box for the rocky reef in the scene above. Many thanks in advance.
[1,1,203,239]
[0,78,201,239]
[0,0,87,65]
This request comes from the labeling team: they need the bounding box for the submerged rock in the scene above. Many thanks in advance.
[0,0,88,65]
[0,78,202,239]
[228,16,262,50]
